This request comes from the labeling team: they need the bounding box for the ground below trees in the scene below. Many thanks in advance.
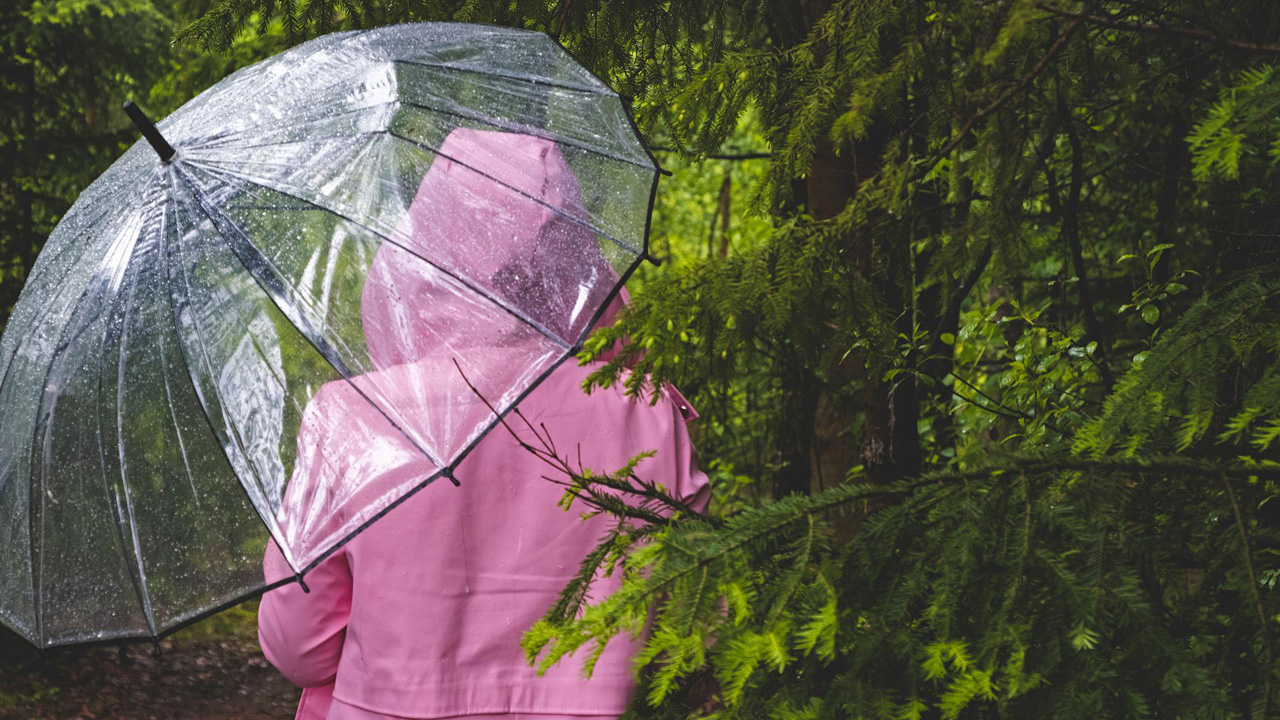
[0,603,300,719]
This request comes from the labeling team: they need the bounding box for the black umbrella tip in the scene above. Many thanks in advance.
[123,100,177,163]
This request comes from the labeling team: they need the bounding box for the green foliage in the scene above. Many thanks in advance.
[1076,269,1280,458]
[1188,66,1280,181]
[521,449,1280,718]
[12,0,1280,717]
[0,0,170,318]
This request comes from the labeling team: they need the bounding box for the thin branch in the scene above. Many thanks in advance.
[950,372,1071,435]
[950,372,1025,418]
[451,358,702,522]
[1038,3,1280,54]
[1220,471,1272,717]
[648,146,772,160]
[915,11,1088,183]
[953,388,1028,422]
[1062,111,1115,389]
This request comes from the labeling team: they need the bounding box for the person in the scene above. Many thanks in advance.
[257,128,709,720]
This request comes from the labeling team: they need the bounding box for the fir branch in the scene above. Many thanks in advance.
[452,358,704,522]
[606,454,1280,602]
[648,146,772,160]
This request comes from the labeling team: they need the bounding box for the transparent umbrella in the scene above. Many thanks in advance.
[0,23,656,648]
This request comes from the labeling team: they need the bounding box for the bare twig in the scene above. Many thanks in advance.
[648,146,773,161]
[1039,3,1280,54]
[450,358,703,523]
[916,12,1088,183]
[1219,472,1272,716]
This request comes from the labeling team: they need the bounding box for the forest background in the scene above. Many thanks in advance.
[3,1,1280,718]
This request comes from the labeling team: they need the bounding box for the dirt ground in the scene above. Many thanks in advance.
[0,603,301,719]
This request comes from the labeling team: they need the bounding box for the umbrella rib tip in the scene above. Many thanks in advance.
[443,466,462,487]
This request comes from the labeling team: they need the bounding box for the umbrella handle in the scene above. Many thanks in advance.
[123,100,176,162]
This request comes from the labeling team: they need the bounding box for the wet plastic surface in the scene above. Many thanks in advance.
[0,23,653,647]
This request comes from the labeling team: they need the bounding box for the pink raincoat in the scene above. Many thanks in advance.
[258,129,709,720]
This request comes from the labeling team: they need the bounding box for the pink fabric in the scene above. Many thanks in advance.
[259,128,706,719]
[272,129,636,569]
[259,362,708,719]
[332,707,615,720]
[295,681,616,720]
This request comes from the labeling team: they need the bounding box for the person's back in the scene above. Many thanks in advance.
[258,126,704,719]
[259,358,708,719]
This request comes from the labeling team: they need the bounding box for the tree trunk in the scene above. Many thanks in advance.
[20,59,35,279]
[803,1,920,496]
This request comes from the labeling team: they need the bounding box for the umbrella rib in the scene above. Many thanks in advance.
[171,165,450,474]
[187,131,381,158]
[95,247,159,638]
[185,90,653,174]
[189,130,642,272]
[391,130,645,258]
[0,233,110,397]
[185,133,645,258]
[156,314,203,510]
[392,92,653,171]
[0,163,160,452]
[185,102,397,154]
[0,258,84,605]
[392,58,607,95]
[19,171,161,647]
[158,172,307,579]
[184,159,577,352]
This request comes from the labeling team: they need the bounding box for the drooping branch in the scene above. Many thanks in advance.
[648,146,772,160]
[624,453,1280,600]
[1220,471,1271,717]
[1038,3,1280,55]
[915,11,1088,184]
[452,358,704,523]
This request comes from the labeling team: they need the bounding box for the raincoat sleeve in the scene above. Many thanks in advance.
[639,381,711,515]
[258,540,352,688]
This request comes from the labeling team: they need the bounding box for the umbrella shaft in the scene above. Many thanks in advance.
[123,101,175,162]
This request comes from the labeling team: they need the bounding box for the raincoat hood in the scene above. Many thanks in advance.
[274,129,638,563]
[360,127,627,372]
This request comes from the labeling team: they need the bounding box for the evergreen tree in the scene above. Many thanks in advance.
[174,0,1280,716]
[0,0,169,319]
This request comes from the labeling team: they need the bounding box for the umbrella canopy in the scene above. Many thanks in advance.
[0,23,655,648]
